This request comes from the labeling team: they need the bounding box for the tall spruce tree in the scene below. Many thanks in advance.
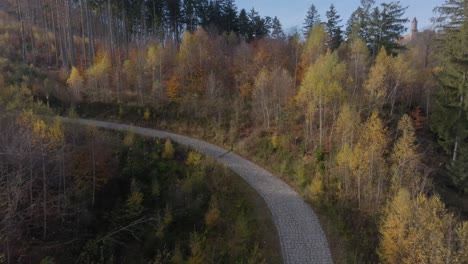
[238,8,250,39]
[346,0,375,42]
[325,4,343,50]
[347,0,408,57]
[431,0,468,193]
[374,2,409,55]
[271,16,285,39]
[303,4,320,36]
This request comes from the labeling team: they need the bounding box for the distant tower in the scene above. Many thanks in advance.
[411,17,418,39]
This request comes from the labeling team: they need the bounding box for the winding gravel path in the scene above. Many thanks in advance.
[61,117,333,264]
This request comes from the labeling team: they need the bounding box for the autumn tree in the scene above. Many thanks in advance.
[378,188,412,264]
[300,24,328,73]
[390,115,424,196]
[297,51,346,149]
[364,47,411,114]
[347,36,371,103]
[66,67,84,102]
[162,138,175,160]
[349,111,387,210]
[380,190,467,264]
[146,43,164,103]
[86,51,111,102]
[252,67,293,129]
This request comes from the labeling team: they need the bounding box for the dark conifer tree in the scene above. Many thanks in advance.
[303,3,320,36]
[325,4,343,50]
[431,0,468,193]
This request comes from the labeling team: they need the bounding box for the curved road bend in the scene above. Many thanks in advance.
[60,117,333,264]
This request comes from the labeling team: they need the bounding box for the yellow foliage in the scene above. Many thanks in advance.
[162,138,175,160]
[379,189,464,264]
[16,109,36,130]
[454,221,468,264]
[403,194,451,264]
[87,51,111,81]
[126,190,144,218]
[297,52,346,116]
[391,114,420,194]
[301,24,328,69]
[187,232,206,264]
[348,111,387,209]
[378,188,412,264]
[30,117,64,150]
[365,47,392,107]
[67,67,83,100]
[205,198,221,228]
[335,104,359,148]
[166,75,180,101]
[146,44,160,69]
[143,108,151,121]
[308,173,323,203]
[123,128,135,147]
[271,132,279,150]
[186,151,202,167]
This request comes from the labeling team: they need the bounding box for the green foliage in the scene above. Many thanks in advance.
[77,240,114,264]
[39,257,56,264]
[346,1,408,56]
[303,4,321,35]
[431,0,468,193]
[126,189,144,218]
[325,4,343,50]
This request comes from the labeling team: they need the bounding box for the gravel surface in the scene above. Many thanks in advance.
[61,117,333,264]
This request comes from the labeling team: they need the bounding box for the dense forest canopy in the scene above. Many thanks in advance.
[0,0,467,263]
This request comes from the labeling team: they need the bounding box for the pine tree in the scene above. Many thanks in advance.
[346,0,408,57]
[303,4,320,36]
[271,16,284,39]
[346,0,375,43]
[238,8,250,39]
[374,2,409,55]
[325,4,343,51]
[431,0,468,193]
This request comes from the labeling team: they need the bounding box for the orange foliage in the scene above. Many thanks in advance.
[166,75,180,101]
[411,106,427,130]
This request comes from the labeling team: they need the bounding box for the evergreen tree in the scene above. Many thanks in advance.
[238,8,250,39]
[346,0,408,57]
[431,0,468,193]
[248,8,271,41]
[303,4,320,36]
[325,4,343,50]
[374,2,409,55]
[271,16,285,39]
[346,0,375,41]
[221,0,239,33]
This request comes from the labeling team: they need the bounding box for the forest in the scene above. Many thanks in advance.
[0,0,467,263]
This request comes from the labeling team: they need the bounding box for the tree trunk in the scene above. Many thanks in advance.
[107,0,115,66]
[16,0,27,63]
[41,147,47,239]
[66,0,75,67]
